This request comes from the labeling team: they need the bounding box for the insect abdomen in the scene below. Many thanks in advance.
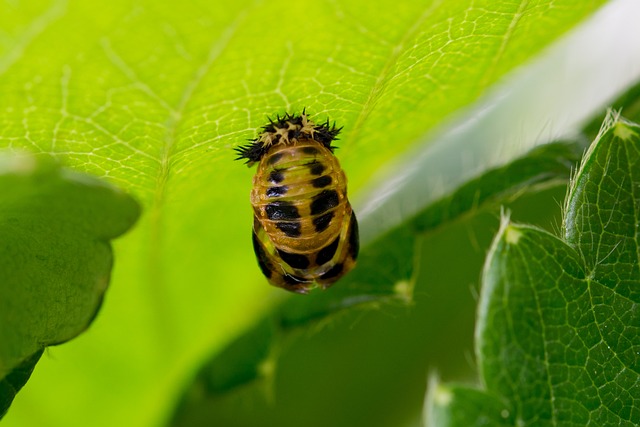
[251,140,347,253]
[236,111,359,294]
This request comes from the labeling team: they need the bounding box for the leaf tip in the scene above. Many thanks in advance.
[393,280,413,301]
[504,225,523,245]
[432,384,453,406]
[613,120,638,141]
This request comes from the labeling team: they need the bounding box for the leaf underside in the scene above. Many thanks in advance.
[0,153,140,418]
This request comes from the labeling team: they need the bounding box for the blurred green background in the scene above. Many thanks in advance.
[172,185,568,427]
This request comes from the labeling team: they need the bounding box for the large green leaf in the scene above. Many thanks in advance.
[0,0,616,425]
[0,153,139,418]
[429,114,640,425]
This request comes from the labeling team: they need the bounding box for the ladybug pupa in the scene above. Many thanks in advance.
[235,111,359,294]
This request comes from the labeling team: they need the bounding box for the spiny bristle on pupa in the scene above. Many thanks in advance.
[234,111,342,165]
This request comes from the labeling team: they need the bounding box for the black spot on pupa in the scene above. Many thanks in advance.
[266,186,288,198]
[267,152,284,165]
[277,249,310,269]
[316,236,340,266]
[312,211,334,233]
[269,170,284,183]
[310,190,339,215]
[266,201,300,220]
[309,162,325,175]
[252,231,273,279]
[348,212,359,260]
[320,263,343,280]
[311,176,332,188]
[302,146,319,155]
[276,221,301,237]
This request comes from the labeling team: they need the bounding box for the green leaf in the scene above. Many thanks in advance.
[472,115,640,426]
[0,0,616,425]
[564,114,640,291]
[425,377,512,427]
[186,319,275,396]
[0,153,140,418]
[0,350,42,420]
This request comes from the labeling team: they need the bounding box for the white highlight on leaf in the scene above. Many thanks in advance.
[0,151,38,175]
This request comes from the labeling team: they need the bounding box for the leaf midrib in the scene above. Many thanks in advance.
[97,7,250,342]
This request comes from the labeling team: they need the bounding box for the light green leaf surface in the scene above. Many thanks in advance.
[0,0,608,426]
[469,116,640,426]
[0,153,140,418]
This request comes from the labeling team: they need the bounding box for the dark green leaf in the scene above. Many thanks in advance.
[0,350,42,419]
[473,113,640,426]
[564,115,640,291]
[0,153,140,418]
